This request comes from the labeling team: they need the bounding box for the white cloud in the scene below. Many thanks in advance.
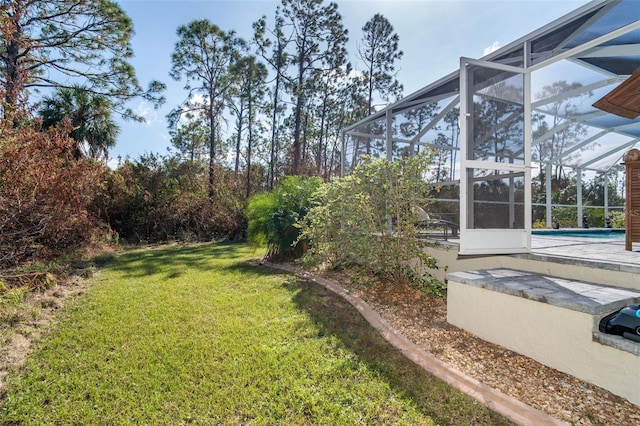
[483,41,501,56]
[347,66,364,81]
[173,94,207,123]
[187,94,205,107]
[134,101,158,126]
[107,157,120,170]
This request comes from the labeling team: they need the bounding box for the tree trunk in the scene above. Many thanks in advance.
[208,102,216,204]
[293,91,304,175]
[269,73,280,189]
[246,93,253,199]
[317,88,328,175]
[302,110,309,171]
[292,34,307,175]
[234,102,244,176]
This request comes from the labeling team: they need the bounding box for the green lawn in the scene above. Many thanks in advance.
[1,243,510,425]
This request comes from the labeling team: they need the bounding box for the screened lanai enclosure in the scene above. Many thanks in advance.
[342,0,640,255]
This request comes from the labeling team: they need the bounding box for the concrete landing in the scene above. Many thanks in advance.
[448,268,640,315]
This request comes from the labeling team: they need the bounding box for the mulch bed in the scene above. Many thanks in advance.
[320,270,640,426]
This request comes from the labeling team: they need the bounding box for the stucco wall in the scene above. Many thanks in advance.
[447,280,640,406]
[424,243,639,290]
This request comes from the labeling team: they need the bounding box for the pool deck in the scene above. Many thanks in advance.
[529,233,640,271]
[438,229,640,271]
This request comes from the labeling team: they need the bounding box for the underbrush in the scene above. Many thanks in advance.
[0,243,118,332]
[0,288,37,329]
[313,262,447,299]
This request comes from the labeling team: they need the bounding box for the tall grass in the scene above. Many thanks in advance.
[1,243,509,425]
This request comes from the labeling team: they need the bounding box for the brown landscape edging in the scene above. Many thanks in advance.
[262,261,567,426]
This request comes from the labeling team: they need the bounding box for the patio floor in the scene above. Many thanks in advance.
[530,234,640,271]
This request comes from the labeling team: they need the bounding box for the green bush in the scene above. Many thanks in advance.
[532,219,546,229]
[551,207,578,228]
[300,153,442,295]
[550,206,624,228]
[586,207,606,228]
[246,176,322,259]
[609,210,625,228]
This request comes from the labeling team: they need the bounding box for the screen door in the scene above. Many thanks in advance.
[459,57,531,255]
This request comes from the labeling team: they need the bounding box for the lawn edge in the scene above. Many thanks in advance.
[261,261,567,426]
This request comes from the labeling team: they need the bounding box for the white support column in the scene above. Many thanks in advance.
[523,65,532,240]
[509,157,515,228]
[509,176,515,229]
[459,59,469,238]
[577,169,583,228]
[604,173,609,218]
[386,109,393,233]
[386,110,393,161]
[546,163,552,228]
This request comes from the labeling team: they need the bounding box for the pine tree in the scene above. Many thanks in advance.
[168,20,245,203]
[0,0,164,121]
[228,56,268,197]
[281,0,348,174]
[358,14,404,114]
[254,8,290,188]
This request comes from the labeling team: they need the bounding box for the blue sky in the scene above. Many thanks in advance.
[112,0,588,164]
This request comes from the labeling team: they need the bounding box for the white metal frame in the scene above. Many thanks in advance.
[459,57,532,255]
[341,0,640,256]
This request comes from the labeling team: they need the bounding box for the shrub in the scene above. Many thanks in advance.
[0,119,101,267]
[300,153,441,295]
[92,155,244,243]
[532,219,546,229]
[609,210,625,228]
[246,176,322,259]
[586,207,605,228]
[551,207,578,228]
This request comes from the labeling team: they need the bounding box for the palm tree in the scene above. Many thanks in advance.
[39,85,120,161]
